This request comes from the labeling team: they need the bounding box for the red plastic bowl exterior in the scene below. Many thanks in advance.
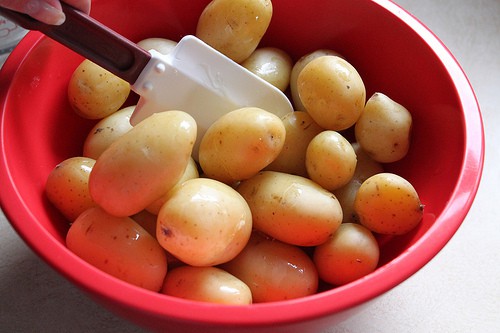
[0,0,484,332]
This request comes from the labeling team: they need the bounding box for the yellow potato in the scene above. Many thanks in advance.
[290,49,344,111]
[67,59,130,119]
[145,157,200,215]
[161,266,252,305]
[137,37,177,55]
[333,143,384,223]
[222,232,318,303]
[355,92,412,163]
[199,107,286,184]
[297,56,366,130]
[89,111,197,217]
[354,173,424,235]
[265,111,323,177]
[83,105,134,159]
[45,156,97,221]
[196,0,273,63]
[66,207,167,292]
[305,130,357,191]
[314,223,379,286]
[157,178,252,267]
[241,47,293,91]
[237,171,343,246]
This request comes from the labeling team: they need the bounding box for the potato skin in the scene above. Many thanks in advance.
[297,56,366,131]
[222,232,318,303]
[157,178,252,267]
[354,173,424,235]
[314,223,379,286]
[199,107,286,184]
[89,111,197,217]
[290,49,343,111]
[45,156,97,221]
[355,92,412,163]
[237,171,343,246]
[196,0,273,63]
[83,106,134,160]
[67,59,130,119]
[265,111,323,177]
[66,206,167,292]
[161,266,252,305]
[306,130,357,191]
[241,47,293,91]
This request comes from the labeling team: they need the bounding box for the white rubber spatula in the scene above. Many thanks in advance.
[0,3,293,148]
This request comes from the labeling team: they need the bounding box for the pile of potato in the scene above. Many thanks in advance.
[45,0,423,305]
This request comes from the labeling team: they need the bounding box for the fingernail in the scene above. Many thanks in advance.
[25,0,66,25]
[40,2,66,25]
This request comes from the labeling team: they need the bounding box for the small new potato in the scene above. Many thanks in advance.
[45,156,97,221]
[241,47,293,91]
[355,92,412,163]
[199,107,286,184]
[89,111,197,217]
[333,143,384,223]
[137,37,177,55]
[157,178,252,267]
[290,49,344,111]
[314,223,379,286]
[297,56,366,131]
[83,105,134,159]
[306,130,357,191]
[161,266,252,305]
[145,157,199,215]
[66,207,167,292]
[68,59,130,119]
[265,111,323,177]
[196,0,273,63]
[354,173,424,235]
[237,171,343,246]
[223,232,318,303]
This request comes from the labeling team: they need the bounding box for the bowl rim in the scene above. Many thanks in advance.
[0,0,485,328]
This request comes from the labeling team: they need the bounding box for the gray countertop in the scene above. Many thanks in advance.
[1,0,499,332]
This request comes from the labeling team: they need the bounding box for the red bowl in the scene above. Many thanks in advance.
[0,0,484,332]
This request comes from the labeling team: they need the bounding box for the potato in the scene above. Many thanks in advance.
[199,107,286,184]
[313,223,379,286]
[137,37,177,55]
[68,59,130,119]
[355,92,412,163]
[157,178,252,267]
[265,111,323,177]
[333,143,384,223]
[354,173,424,235]
[45,156,97,221]
[237,171,343,246]
[66,207,167,292]
[196,0,273,63]
[161,266,252,305]
[89,111,197,217]
[290,49,344,111]
[222,232,318,303]
[83,105,134,159]
[305,130,357,191]
[145,157,199,215]
[241,47,293,91]
[297,56,366,130]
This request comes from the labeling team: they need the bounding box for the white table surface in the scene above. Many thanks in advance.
[1,0,499,332]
